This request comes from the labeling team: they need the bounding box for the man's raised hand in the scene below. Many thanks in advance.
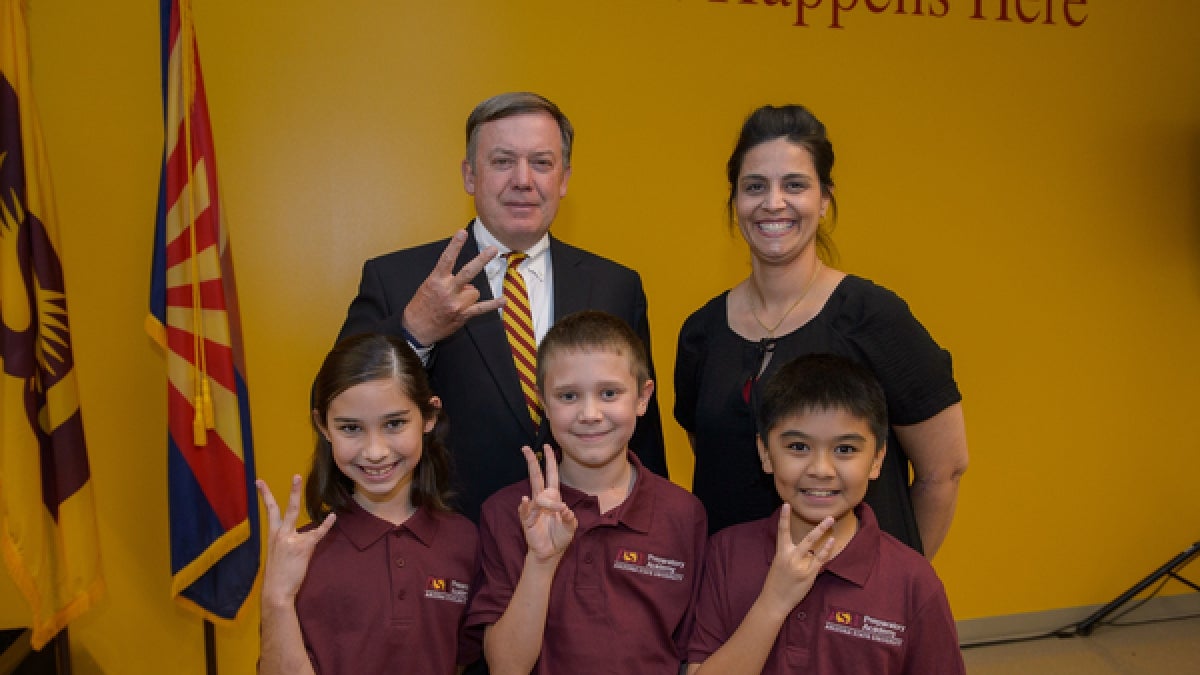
[402,229,505,345]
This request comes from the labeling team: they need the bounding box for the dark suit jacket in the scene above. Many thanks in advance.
[338,227,668,522]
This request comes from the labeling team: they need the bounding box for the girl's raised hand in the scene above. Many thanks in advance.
[257,475,337,608]
[517,445,577,563]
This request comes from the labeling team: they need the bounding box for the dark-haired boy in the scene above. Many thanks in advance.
[467,311,707,674]
[687,353,965,675]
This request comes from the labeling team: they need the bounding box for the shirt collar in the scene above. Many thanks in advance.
[473,218,549,284]
[559,450,655,534]
[335,498,439,551]
[764,502,880,589]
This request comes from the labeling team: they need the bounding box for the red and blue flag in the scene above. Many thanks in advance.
[147,0,259,622]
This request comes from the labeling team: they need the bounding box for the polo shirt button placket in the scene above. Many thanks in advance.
[583,553,594,565]
[395,557,406,568]
[795,611,806,621]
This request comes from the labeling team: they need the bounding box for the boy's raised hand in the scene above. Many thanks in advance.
[518,445,577,563]
[257,475,337,608]
[760,505,836,618]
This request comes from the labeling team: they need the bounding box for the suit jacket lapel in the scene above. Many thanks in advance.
[550,237,591,321]
[461,225,539,439]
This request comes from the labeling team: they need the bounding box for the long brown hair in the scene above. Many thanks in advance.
[304,333,453,521]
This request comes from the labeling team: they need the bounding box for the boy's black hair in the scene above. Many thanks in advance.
[756,353,887,449]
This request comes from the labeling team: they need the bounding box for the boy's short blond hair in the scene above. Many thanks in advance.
[536,310,650,391]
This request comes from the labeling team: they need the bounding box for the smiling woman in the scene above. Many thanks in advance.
[673,105,969,559]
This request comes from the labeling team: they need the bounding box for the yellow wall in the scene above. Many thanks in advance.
[5,0,1199,672]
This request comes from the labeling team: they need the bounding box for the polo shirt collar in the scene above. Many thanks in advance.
[763,502,880,589]
[335,498,439,551]
[559,450,655,534]
[823,503,880,588]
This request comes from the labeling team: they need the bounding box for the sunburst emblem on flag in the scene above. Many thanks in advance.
[0,149,73,397]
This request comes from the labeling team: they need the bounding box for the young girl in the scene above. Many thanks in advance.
[257,333,479,675]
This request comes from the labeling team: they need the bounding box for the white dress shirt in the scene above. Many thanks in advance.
[473,218,552,345]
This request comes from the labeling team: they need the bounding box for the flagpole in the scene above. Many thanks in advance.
[203,620,217,675]
[53,629,72,674]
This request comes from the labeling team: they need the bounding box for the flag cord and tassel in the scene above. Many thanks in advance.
[179,11,223,673]
[180,0,214,447]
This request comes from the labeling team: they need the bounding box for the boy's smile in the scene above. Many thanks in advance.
[757,407,884,546]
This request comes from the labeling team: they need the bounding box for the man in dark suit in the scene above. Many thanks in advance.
[338,92,666,522]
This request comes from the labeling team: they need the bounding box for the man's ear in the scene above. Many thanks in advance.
[462,158,477,195]
[558,165,572,197]
[757,434,774,474]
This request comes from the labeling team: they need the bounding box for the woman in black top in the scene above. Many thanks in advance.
[674,105,968,557]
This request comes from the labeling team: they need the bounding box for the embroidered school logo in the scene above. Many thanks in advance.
[424,577,469,604]
[824,607,905,647]
[612,549,685,582]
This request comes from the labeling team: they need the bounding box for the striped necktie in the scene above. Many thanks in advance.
[502,252,542,427]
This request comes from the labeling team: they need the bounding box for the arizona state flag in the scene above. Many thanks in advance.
[0,0,104,650]
[147,0,259,621]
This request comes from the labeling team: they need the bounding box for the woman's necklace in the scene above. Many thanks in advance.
[750,261,822,339]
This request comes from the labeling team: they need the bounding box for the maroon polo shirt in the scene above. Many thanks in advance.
[688,503,965,675]
[296,500,480,674]
[467,451,707,674]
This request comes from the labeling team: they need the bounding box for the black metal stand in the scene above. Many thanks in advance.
[53,629,72,674]
[1071,541,1200,636]
[204,620,217,675]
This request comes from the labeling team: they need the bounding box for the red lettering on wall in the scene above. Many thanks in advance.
[793,0,822,27]
[1014,0,1040,23]
[1064,0,1088,26]
[970,0,1086,25]
[715,0,1083,29]
[832,0,860,29]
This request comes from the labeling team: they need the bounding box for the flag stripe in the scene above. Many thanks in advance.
[38,412,89,518]
[164,325,237,391]
[166,386,248,530]
[164,278,230,310]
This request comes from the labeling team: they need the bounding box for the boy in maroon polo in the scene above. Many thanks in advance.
[467,311,707,674]
[687,354,965,675]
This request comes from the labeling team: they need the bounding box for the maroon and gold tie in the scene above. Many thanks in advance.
[502,252,541,426]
